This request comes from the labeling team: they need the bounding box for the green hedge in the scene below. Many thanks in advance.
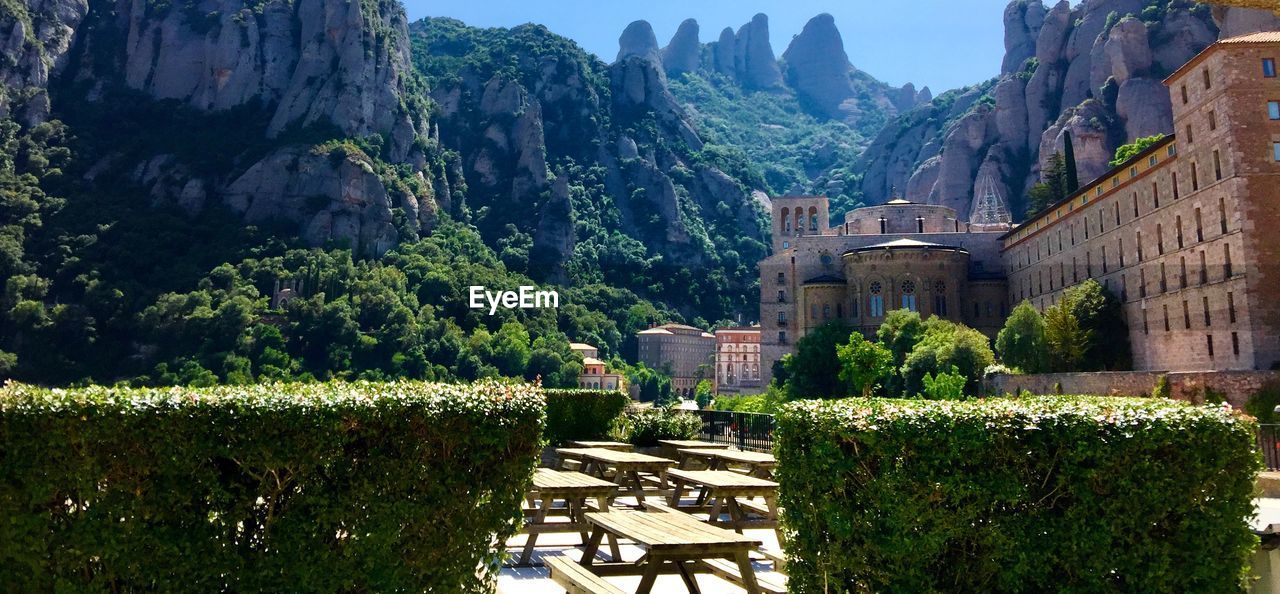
[776,396,1260,593]
[0,380,544,593]
[543,388,630,445]
[622,407,703,447]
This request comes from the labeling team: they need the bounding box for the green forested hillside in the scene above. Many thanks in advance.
[0,8,767,388]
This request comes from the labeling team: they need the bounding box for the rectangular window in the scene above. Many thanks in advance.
[1143,308,1150,335]
[1228,292,1237,324]
[1180,257,1188,289]
[1115,203,1121,227]
[778,290,786,303]
[1273,142,1280,162]
[1133,193,1139,217]
[1102,246,1109,274]
[1194,208,1203,242]
[1181,84,1189,104]
[1152,183,1160,209]
[1120,274,1127,301]
[1191,162,1199,191]
[1269,100,1280,120]
[1207,335,1215,359]
[1203,296,1212,327]
[1129,166,1138,179]
[1163,304,1171,332]
[1224,244,1233,278]
[1176,215,1184,249]
[1208,110,1217,131]
[1265,58,1277,78]
[1160,262,1168,293]
[1119,238,1126,267]
[1183,300,1191,330]
[1137,231,1144,262]
[1233,332,1241,356]
[1200,251,1208,285]
[1213,150,1222,181]
[1156,224,1164,255]
[1219,198,1228,234]
[777,272,785,283]
[1202,68,1211,90]
[1140,268,1147,298]
[1186,124,1194,144]
[1172,172,1180,199]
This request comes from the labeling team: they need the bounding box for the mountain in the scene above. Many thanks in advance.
[853,0,1280,220]
[613,13,931,217]
[0,0,768,386]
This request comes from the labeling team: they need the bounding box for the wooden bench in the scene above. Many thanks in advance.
[520,469,620,565]
[700,558,788,594]
[545,554,624,594]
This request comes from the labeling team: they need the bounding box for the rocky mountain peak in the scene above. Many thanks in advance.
[662,19,702,76]
[782,13,855,119]
[734,13,785,90]
[618,20,662,65]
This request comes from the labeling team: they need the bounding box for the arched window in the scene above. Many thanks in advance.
[781,208,791,233]
[809,207,819,232]
[869,281,885,318]
[933,280,947,316]
[901,280,917,311]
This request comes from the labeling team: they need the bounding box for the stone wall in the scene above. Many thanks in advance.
[986,370,1280,408]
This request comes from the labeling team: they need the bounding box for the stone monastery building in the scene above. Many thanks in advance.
[759,33,1280,384]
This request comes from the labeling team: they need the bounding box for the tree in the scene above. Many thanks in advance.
[876,309,925,396]
[920,366,968,400]
[836,332,894,398]
[694,379,714,409]
[1063,130,1080,193]
[1110,134,1166,168]
[900,318,996,397]
[1027,152,1070,216]
[1044,297,1091,372]
[1064,280,1131,370]
[782,322,855,399]
[996,301,1049,373]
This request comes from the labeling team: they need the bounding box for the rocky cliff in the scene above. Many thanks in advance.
[854,1,1280,220]
[1,0,437,255]
[412,18,767,309]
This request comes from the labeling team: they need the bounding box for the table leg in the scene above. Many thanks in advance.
[675,560,702,594]
[519,496,551,565]
[668,477,686,507]
[635,557,664,594]
[733,551,762,594]
[596,494,621,560]
[629,470,647,504]
[694,485,710,507]
[580,526,605,566]
[725,496,745,534]
[707,492,724,525]
[678,453,691,470]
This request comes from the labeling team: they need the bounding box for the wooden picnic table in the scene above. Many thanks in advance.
[519,469,620,565]
[554,447,598,471]
[579,448,676,504]
[569,440,634,451]
[658,439,731,450]
[676,448,777,479]
[665,469,780,537]
[580,510,763,594]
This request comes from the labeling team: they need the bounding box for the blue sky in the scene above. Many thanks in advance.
[402,0,1019,91]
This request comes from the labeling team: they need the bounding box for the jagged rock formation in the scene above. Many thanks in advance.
[853,0,1254,220]
[618,19,663,65]
[732,14,784,90]
[781,13,857,119]
[2,0,437,255]
[662,19,702,76]
[416,18,767,288]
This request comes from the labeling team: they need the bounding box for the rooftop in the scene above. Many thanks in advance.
[569,342,597,351]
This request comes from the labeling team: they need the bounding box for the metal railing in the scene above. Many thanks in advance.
[693,410,776,453]
[1260,425,1280,471]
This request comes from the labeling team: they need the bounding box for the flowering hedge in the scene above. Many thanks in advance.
[0,380,544,593]
[776,396,1260,593]
[543,388,630,445]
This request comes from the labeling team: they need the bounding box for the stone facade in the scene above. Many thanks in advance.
[637,324,715,397]
[1002,33,1280,372]
[714,327,763,395]
[759,197,1010,386]
[759,34,1280,382]
[985,370,1280,409]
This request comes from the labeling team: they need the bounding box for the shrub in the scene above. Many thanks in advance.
[0,380,545,593]
[622,406,702,447]
[776,396,1260,593]
[543,388,631,445]
[919,366,967,400]
[1245,379,1280,424]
